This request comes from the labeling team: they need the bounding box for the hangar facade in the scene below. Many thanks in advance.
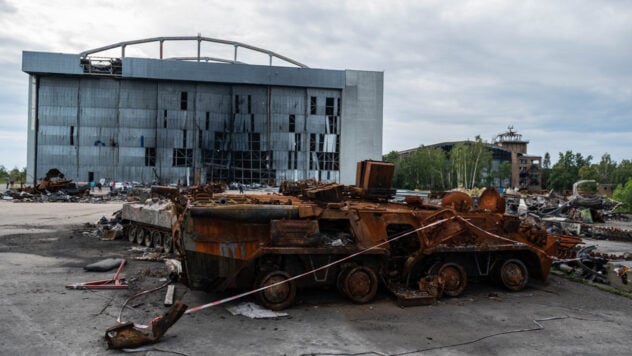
[22,36,383,186]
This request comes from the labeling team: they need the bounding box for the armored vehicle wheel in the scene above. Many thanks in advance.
[163,233,173,253]
[497,259,528,291]
[128,227,137,243]
[135,228,145,245]
[336,264,355,297]
[143,230,153,247]
[340,266,378,304]
[151,231,162,249]
[434,262,467,297]
[255,271,296,311]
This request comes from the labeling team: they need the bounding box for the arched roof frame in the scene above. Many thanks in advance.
[79,35,308,68]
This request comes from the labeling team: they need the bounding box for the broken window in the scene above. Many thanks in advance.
[295,133,301,151]
[172,148,193,167]
[198,130,203,149]
[250,114,255,132]
[183,129,187,148]
[247,95,252,114]
[328,116,337,134]
[163,110,167,129]
[249,133,260,151]
[214,132,224,150]
[289,114,295,132]
[205,112,210,130]
[145,147,156,167]
[235,95,240,113]
[180,92,188,110]
[70,126,74,146]
[310,96,317,115]
[337,98,341,116]
[326,97,334,116]
[310,133,316,151]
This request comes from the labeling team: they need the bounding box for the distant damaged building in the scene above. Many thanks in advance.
[398,127,542,191]
[21,36,383,186]
[492,127,541,191]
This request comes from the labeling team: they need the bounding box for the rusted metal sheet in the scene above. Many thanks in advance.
[105,301,187,349]
[441,191,473,212]
[270,219,320,246]
[478,187,506,213]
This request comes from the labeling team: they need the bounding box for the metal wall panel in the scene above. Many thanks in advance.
[78,127,118,147]
[38,106,77,126]
[196,92,231,112]
[39,77,78,106]
[119,109,156,128]
[120,81,157,109]
[79,79,119,108]
[118,128,155,148]
[38,125,71,145]
[306,115,327,133]
[79,108,118,126]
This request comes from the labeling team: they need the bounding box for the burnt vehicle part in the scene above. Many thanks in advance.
[173,161,581,310]
[105,301,187,349]
[121,198,176,252]
[119,184,224,252]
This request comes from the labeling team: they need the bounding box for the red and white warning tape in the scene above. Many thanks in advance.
[118,216,452,327]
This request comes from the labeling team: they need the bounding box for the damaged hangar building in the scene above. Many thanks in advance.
[21,36,383,186]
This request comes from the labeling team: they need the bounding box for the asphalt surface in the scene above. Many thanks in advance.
[1,200,632,355]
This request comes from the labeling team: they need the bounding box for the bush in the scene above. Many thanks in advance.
[613,179,632,212]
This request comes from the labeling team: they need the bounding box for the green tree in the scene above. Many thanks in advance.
[543,152,551,169]
[0,165,7,182]
[383,151,399,164]
[548,151,592,192]
[612,159,632,186]
[417,146,447,190]
[613,179,632,212]
[448,137,492,189]
[396,146,447,190]
[594,153,616,183]
[497,161,512,188]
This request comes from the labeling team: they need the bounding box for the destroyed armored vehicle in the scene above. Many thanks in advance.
[120,199,176,253]
[145,161,579,310]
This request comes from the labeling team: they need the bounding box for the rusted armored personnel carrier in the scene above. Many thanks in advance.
[162,161,582,310]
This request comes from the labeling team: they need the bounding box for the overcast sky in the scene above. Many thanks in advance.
[1,0,631,170]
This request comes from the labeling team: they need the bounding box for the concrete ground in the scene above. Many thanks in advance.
[1,200,632,355]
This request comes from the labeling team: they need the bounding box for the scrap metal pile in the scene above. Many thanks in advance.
[504,181,630,241]
[2,168,91,202]
[500,181,632,288]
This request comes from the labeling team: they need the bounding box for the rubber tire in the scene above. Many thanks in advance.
[151,231,162,250]
[340,266,379,304]
[434,262,467,297]
[163,233,173,254]
[336,264,355,297]
[135,228,145,245]
[498,259,528,291]
[128,226,137,243]
[255,271,297,311]
[143,230,153,247]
